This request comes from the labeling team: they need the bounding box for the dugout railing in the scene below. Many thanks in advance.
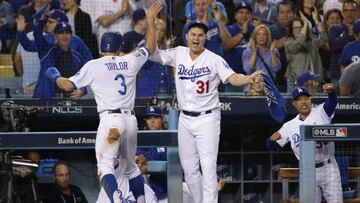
[299,124,360,202]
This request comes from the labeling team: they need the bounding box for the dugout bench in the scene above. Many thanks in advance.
[279,167,360,202]
[0,130,182,203]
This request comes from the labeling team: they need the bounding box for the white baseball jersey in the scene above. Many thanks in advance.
[69,47,150,113]
[151,46,235,111]
[277,103,335,161]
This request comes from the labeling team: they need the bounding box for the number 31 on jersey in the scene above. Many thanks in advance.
[196,80,209,94]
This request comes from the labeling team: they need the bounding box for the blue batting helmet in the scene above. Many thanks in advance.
[100,32,123,53]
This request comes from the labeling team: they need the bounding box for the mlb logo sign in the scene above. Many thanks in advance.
[312,127,348,137]
[335,128,347,137]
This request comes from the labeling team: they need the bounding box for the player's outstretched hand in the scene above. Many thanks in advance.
[145,1,163,20]
[270,132,281,141]
[248,71,263,84]
[322,83,334,94]
[45,67,61,81]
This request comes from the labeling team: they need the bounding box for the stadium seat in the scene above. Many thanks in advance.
[0,54,14,77]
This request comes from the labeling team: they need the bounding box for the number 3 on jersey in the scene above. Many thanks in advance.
[115,74,127,95]
[196,80,209,94]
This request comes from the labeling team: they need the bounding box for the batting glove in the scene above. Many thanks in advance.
[45,67,61,81]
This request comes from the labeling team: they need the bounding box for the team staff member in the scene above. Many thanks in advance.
[266,85,343,203]
[151,20,262,203]
[45,161,88,203]
[45,3,162,203]
[137,106,167,161]
[137,106,167,201]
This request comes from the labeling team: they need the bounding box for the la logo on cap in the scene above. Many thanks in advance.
[62,23,66,27]
[149,107,155,112]
[241,2,246,6]
[298,88,303,93]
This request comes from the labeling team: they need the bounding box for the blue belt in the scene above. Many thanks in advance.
[106,109,135,115]
[182,110,212,117]
[315,159,331,168]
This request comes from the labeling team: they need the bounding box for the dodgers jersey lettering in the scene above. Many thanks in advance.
[69,47,150,113]
[277,103,335,161]
[151,46,234,111]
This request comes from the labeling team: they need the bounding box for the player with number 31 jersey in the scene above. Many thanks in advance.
[151,20,262,203]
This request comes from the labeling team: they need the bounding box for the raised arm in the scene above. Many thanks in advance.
[17,15,37,52]
[213,8,232,49]
[322,83,338,117]
[145,2,163,54]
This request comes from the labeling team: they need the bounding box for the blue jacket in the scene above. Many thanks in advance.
[328,23,355,79]
[32,20,87,98]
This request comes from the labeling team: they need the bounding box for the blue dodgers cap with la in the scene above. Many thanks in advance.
[235,0,252,12]
[186,20,208,33]
[47,9,69,22]
[132,8,146,24]
[353,20,360,34]
[296,71,321,86]
[292,87,311,100]
[145,106,163,117]
[54,22,72,33]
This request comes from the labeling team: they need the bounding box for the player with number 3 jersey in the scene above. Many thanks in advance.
[151,20,262,203]
[44,3,162,203]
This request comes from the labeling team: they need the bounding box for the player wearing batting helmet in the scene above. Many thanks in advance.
[44,3,163,203]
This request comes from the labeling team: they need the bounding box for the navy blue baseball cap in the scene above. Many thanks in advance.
[292,87,311,100]
[47,9,69,22]
[186,20,208,33]
[54,22,72,33]
[235,0,252,12]
[132,8,146,24]
[145,106,163,117]
[353,20,360,34]
[296,72,321,86]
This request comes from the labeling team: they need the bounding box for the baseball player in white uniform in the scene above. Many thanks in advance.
[150,20,262,203]
[266,85,343,203]
[44,3,162,203]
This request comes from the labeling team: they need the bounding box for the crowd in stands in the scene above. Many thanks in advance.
[0,0,360,97]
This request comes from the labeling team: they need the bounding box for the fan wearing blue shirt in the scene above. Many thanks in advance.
[339,20,360,72]
[224,1,255,74]
[182,0,232,57]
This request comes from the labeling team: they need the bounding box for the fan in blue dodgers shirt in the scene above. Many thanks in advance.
[266,84,343,203]
[339,20,360,72]
[181,0,232,57]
